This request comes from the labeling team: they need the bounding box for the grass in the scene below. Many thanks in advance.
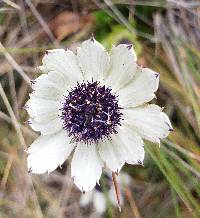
[0,0,200,217]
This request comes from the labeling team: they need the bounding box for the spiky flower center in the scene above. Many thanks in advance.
[61,81,122,144]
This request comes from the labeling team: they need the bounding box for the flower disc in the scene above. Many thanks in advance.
[61,81,122,143]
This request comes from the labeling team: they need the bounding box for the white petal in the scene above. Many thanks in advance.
[27,74,67,135]
[47,70,69,93]
[42,49,83,86]
[71,143,103,192]
[26,96,61,123]
[98,139,124,173]
[31,74,65,101]
[27,131,74,174]
[98,125,144,172]
[118,67,159,107]
[123,104,172,143]
[113,125,144,165]
[77,38,110,81]
[93,191,106,214]
[79,191,93,207]
[105,44,137,91]
[29,117,63,135]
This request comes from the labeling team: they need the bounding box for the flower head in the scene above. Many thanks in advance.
[25,37,172,192]
[61,81,122,144]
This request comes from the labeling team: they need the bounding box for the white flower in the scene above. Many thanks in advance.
[25,37,172,192]
[79,172,131,214]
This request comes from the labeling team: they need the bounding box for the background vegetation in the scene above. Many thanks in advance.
[0,0,199,217]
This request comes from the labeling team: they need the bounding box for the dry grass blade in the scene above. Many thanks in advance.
[104,0,157,41]
[0,111,37,137]
[125,187,141,218]
[2,0,21,10]
[8,71,19,119]
[56,168,74,218]
[112,172,121,211]
[0,156,13,190]
[164,139,200,162]
[25,0,60,47]
[162,145,200,179]
[0,42,31,85]
[0,83,26,149]
[0,84,44,217]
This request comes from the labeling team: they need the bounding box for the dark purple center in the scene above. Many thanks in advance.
[61,81,122,144]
